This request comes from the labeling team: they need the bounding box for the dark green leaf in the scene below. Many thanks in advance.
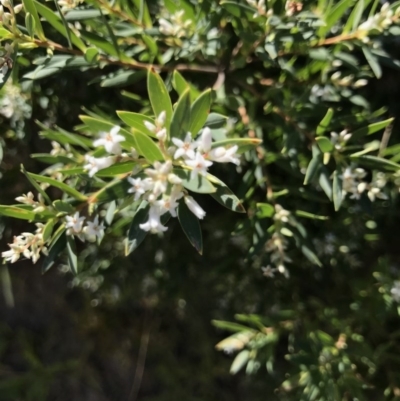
[66,235,78,275]
[170,89,191,140]
[189,89,211,136]
[178,198,203,254]
[126,202,149,254]
[41,230,66,274]
[316,108,334,136]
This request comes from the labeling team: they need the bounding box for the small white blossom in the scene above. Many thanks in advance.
[84,216,105,241]
[262,265,276,278]
[84,155,114,177]
[65,212,85,236]
[198,127,212,153]
[274,204,290,223]
[127,177,153,200]
[208,145,240,165]
[156,127,167,141]
[185,152,213,180]
[15,191,35,205]
[93,126,125,155]
[184,196,206,219]
[172,132,197,160]
[140,202,168,233]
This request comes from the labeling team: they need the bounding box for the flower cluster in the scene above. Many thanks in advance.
[2,223,47,264]
[65,212,105,241]
[330,129,352,151]
[246,0,266,17]
[342,167,388,202]
[330,72,368,89]
[358,2,396,34]
[85,112,240,234]
[262,205,292,278]
[0,0,22,31]
[159,10,193,38]
[57,0,83,11]
[15,192,45,212]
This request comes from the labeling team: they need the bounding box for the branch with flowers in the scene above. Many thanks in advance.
[1,69,260,271]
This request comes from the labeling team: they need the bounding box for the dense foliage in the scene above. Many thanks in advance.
[1,0,400,399]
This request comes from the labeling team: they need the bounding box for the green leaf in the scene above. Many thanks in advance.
[23,0,45,40]
[210,138,262,153]
[117,111,157,138]
[352,118,394,139]
[41,230,66,274]
[21,165,52,205]
[126,202,150,254]
[205,113,228,128]
[133,131,164,162]
[96,161,136,177]
[211,320,253,333]
[80,31,120,57]
[63,8,102,20]
[256,203,275,218]
[304,155,322,185]
[53,0,72,49]
[101,70,146,88]
[178,198,203,254]
[25,12,36,38]
[0,205,36,220]
[301,244,322,267]
[53,200,74,214]
[343,0,369,33]
[230,350,250,375]
[84,47,99,63]
[89,179,131,203]
[42,219,56,242]
[170,89,191,140]
[208,176,246,213]
[295,210,329,220]
[147,69,173,129]
[221,1,255,18]
[362,46,382,79]
[172,70,189,97]
[34,1,86,51]
[27,172,87,201]
[316,108,334,136]
[66,235,78,275]
[189,89,212,136]
[319,0,355,37]
[350,155,400,171]
[315,137,334,153]
[38,125,92,149]
[173,168,216,194]
[333,170,343,211]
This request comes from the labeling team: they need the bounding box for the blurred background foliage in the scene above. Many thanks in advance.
[2,0,400,399]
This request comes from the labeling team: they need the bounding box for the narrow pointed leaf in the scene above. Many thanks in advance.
[189,89,212,136]
[133,131,164,162]
[126,202,150,254]
[41,230,66,274]
[178,199,203,254]
[66,235,78,275]
[333,170,343,211]
[23,0,45,40]
[147,69,173,129]
[170,89,191,140]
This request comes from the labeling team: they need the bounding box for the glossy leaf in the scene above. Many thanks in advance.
[170,89,191,140]
[189,89,212,136]
[178,199,203,254]
[133,131,164,162]
[41,230,66,274]
[126,202,150,254]
[23,0,45,40]
[147,69,173,129]
[173,168,216,194]
[117,111,157,138]
[315,137,334,153]
[66,235,78,275]
[96,161,137,177]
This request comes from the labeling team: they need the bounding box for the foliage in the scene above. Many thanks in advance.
[1,0,400,399]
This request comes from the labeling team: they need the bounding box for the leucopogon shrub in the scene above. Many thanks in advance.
[2,0,400,397]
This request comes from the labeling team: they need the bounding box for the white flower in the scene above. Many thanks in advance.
[127,177,153,200]
[145,160,181,196]
[172,132,197,160]
[159,18,174,36]
[93,126,125,155]
[2,244,21,263]
[140,203,168,233]
[184,196,206,219]
[185,152,213,180]
[208,146,240,165]
[15,191,35,205]
[65,212,85,236]
[274,204,290,223]
[198,127,212,153]
[84,155,114,177]
[84,216,105,240]
[262,265,276,278]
